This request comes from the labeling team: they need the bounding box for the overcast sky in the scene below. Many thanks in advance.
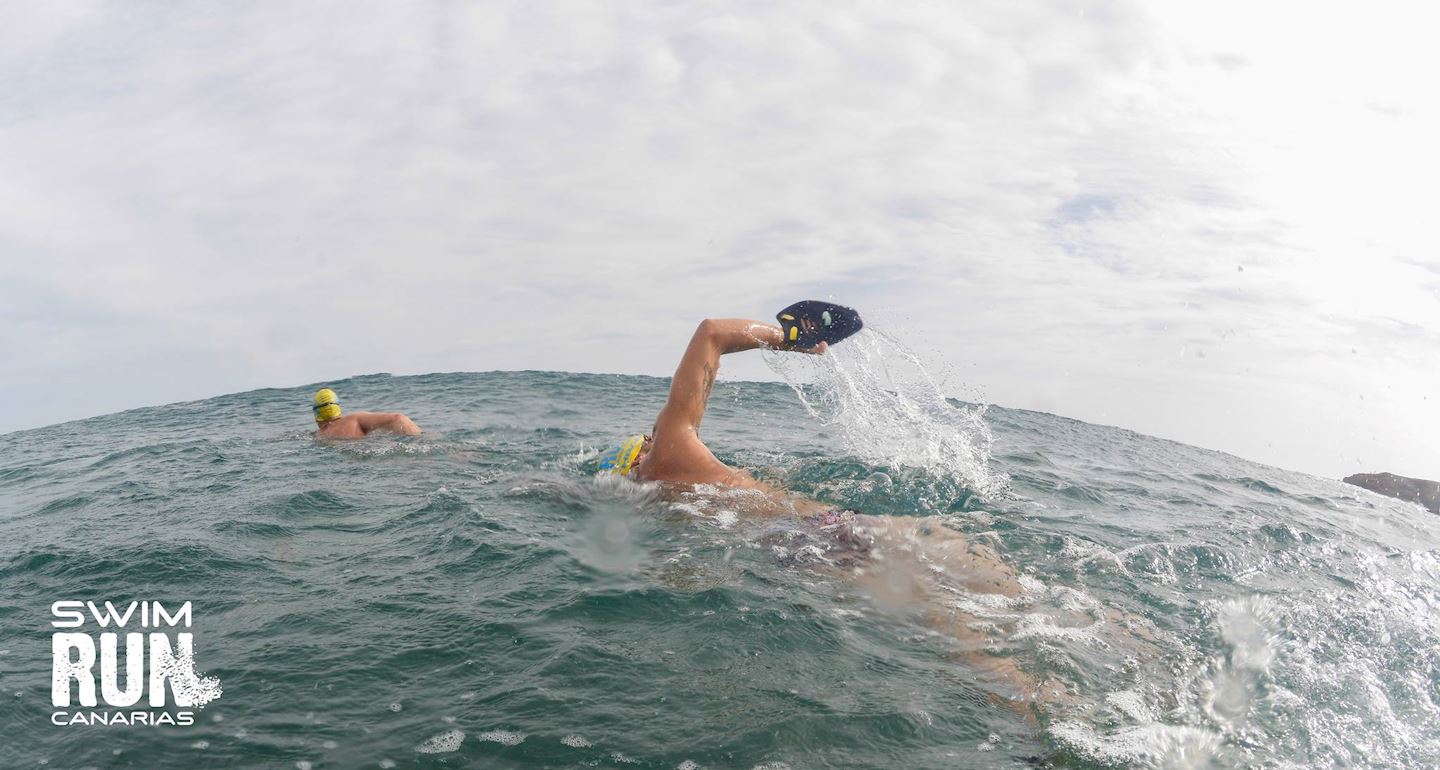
[1,0,1435,479]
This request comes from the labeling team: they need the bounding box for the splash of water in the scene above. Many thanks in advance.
[762,328,1006,499]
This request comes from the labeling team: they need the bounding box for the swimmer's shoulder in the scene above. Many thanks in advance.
[316,415,365,439]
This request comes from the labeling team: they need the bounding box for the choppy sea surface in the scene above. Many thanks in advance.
[2,334,1438,769]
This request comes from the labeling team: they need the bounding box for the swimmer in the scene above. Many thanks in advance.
[601,319,825,488]
[599,315,1067,709]
[310,388,421,438]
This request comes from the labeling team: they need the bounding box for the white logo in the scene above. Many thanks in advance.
[50,600,222,727]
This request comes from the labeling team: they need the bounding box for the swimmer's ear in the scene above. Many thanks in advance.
[776,300,864,348]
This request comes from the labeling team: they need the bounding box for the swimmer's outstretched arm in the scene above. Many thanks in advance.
[355,412,422,436]
[657,319,826,435]
[641,320,823,480]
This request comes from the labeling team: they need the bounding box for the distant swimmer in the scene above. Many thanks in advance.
[598,303,1076,708]
[311,388,421,439]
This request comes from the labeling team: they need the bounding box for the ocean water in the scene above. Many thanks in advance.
[2,337,1438,769]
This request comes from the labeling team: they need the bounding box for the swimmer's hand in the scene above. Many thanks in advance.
[735,321,827,355]
[783,340,828,355]
[774,316,829,355]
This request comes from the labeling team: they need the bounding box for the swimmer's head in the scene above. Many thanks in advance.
[598,434,650,476]
[313,388,342,423]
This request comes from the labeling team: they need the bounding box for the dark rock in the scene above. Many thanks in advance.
[1344,472,1440,514]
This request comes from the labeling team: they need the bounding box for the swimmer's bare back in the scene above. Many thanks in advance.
[315,412,421,439]
[857,516,1024,597]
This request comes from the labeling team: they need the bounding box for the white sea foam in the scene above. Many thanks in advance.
[415,729,466,754]
[943,591,1023,616]
[1049,721,1224,768]
[334,438,436,457]
[1010,613,1102,643]
[1017,575,1046,594]
[670,502,705,518]
[1052,585,1103,614]
[1106,690,1154,723]
[476,730,525,746]
[1059,537,1126,571]
[561,734,592,747]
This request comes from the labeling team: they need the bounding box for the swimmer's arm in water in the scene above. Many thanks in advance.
[643,320,824,480]
[354,412,421,436]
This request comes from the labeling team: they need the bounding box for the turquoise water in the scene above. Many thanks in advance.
[2,346,1439,769]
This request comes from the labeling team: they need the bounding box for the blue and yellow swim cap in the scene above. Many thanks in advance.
[598,435,646,475]
[313,388,342,422]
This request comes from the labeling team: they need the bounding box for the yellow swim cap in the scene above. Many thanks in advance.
[313,388,342,422]
[598,435,646,475]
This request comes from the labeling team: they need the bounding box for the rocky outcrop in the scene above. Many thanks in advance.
[1344,472,1440,514]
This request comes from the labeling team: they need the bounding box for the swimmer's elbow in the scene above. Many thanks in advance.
[393,414,421,435]
[695,318,721,341]
[693,318,767,354]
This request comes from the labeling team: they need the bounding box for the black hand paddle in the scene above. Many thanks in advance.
[776,300,864,347]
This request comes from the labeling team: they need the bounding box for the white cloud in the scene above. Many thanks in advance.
[0,0,1435,478]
